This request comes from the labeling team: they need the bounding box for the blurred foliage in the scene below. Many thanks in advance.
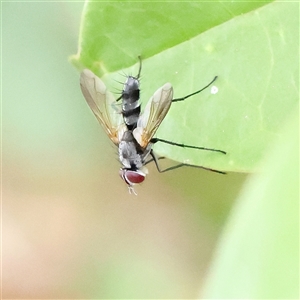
[203,108,299,298]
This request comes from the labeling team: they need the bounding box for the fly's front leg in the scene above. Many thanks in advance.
[149,149,226,174]
[144,153,165,166]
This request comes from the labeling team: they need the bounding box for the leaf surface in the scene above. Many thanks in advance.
[71,1,299,172]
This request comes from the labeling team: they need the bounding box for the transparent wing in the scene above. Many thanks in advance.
[80,69,125,145]
[133,83,173,148]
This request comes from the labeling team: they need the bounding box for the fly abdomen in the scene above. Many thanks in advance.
[121,76,141,129]
[122,106,141,130]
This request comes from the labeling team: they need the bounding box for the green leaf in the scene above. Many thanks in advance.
[71,0,299,172]
[71,1,273,73]
[202,107,299,298]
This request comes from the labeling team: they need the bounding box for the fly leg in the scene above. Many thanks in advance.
[149,150,226,174]
[136,55,142,78]
[172,76,217,103]
[151,138,226,154]
[144,155,165,166]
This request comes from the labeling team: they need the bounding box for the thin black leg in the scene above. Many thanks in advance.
[172,76,217,103]
[149,150,226,174]
[144,155,165,166]
[149,150,164,172]
[136,55,142,78]
[151,138,226,154]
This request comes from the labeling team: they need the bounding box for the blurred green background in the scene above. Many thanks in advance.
[2,2,248,298]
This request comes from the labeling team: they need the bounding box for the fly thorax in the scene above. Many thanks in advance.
[119,131,143,169]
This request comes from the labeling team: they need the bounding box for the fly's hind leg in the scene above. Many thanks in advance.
[172,76,218,103]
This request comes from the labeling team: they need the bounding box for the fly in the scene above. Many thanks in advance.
[80,60,226,194]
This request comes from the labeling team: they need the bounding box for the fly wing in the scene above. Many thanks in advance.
[80,69,125,145]
[133,83,173,148]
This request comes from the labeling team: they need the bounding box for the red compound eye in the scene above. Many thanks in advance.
[119,169,145,185]
[126,171,145,184]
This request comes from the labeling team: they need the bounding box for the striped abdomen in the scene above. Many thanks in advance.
[121,76,141,130]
